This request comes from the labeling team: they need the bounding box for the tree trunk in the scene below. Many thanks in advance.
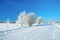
[29,22,32,27]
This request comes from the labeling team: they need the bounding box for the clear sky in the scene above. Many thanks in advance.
[0,0,60,22]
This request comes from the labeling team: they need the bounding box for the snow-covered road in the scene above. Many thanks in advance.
[0,24,60,40]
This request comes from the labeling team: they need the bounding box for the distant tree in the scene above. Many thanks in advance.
[27,12,36,27]
[36,17,42,24]
[6,19,10,29]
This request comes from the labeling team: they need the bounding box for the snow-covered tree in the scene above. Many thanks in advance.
[16,11,26,27]
[36,17,42,24]
[6,19,10,29]
[20,11,26,27]
[23,15,28,25]
[27,12,36,26]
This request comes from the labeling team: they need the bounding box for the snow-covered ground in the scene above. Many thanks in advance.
[0,23,60,40]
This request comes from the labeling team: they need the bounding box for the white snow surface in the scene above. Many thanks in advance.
[0,23,60,40]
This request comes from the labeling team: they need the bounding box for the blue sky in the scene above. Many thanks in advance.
[0,0,60,22]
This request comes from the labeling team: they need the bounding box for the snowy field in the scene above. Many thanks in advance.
[0,23,60,40]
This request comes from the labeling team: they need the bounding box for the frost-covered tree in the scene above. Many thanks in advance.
[27,12,36,27]
[20,11,26,27]
[6,19,10,29]
[36,17,42,24]
[17,11,26,27]
[23,15,28,25]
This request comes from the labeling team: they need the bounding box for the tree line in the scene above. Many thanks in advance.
[16,11,42,27]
